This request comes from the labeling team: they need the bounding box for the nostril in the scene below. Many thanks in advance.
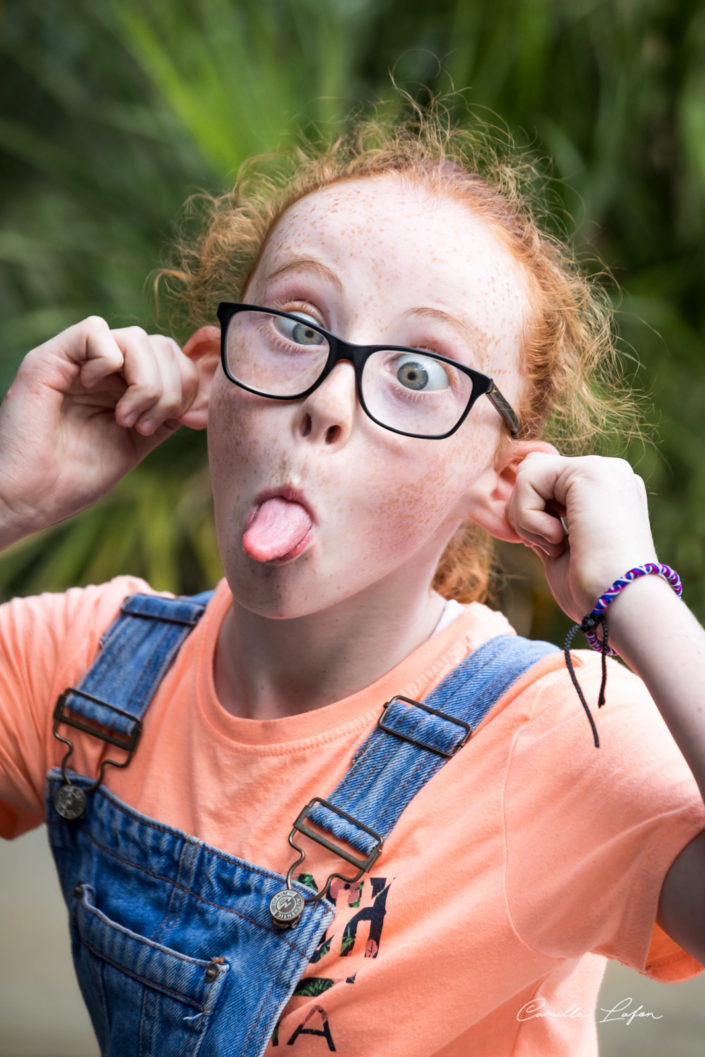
[325,425,341,445]
[301,413,312,438]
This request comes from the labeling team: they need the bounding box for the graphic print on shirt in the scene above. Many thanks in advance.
[271,873,392,1050]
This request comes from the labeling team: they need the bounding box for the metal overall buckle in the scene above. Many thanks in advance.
[270,797,384,930]
[377,695,472,757]
[52,689,143,820]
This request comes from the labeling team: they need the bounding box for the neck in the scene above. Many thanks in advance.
[214,577,447,721]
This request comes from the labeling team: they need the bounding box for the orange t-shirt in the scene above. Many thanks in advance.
[1,577,703,1056]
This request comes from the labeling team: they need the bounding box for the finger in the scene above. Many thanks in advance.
[108,327,163,429]
[76,320,126,387]
[29,317,125,391]
[112,330,198,435]
[142,338,201,431]
[509,454,570,551]
[130,338,199,435]
[177,377,211,430]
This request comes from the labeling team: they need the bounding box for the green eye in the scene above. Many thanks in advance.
[397,361,428,389]
[394,353,450,391]
[274,314,325,347]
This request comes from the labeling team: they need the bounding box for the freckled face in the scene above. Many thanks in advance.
[208,174,532,618]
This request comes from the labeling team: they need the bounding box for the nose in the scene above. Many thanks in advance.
[292,361,357,447]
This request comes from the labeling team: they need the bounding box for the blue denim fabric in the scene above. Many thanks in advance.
[56,593,212,741]
[46,594,557,1055]
[47,772,334,1057]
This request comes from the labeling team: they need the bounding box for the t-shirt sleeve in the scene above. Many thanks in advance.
[0,577,150,839]
[503,652,705,982]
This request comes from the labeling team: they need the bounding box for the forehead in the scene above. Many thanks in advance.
[255,174,532,374]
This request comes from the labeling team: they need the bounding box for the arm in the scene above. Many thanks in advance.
[0,316,218,834]
[506,451,705,965]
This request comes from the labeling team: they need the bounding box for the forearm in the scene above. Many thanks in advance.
[606,575,705,803]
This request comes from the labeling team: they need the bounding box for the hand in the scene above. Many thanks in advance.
[0,317,217,545]
[506,451,658,622]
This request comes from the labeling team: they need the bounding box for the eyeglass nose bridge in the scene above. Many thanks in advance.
[299,333,375,411]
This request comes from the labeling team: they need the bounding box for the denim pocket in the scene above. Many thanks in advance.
[71,883,229,1057]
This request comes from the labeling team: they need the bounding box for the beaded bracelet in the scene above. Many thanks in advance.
[563,563,682,749]
[584,562,683,652]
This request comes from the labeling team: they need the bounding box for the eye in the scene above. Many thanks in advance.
[394,352,450,391]
[273,312,325,347]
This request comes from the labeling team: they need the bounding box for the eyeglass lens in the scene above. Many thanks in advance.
[223,310,475,437]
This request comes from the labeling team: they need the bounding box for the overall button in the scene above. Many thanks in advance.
[54,783,87,820]
[269,888,305,929]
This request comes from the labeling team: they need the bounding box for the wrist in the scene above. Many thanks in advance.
[0,493,43,550]
[583,562,682,654]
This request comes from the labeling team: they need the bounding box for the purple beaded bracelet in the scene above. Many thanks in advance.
[584,562,683,652]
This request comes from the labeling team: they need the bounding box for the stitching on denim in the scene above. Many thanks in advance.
[80,617,193,723]
[79,934,212,1011]
[150,842,194,946]
[137,980,147,1057]
[321,745,391,847]
[378,751,442,826]
[47,775,294,884]
[237,910,328,1057]
[82,828,317,960]
[238,958,292,1057]
[240,983,275,1056]
[79,886,221,968]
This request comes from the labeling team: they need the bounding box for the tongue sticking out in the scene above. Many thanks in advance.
[243,497,313,562]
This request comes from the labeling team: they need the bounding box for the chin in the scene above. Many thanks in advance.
[224,556,340,622]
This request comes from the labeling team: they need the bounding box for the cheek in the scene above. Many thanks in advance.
[347,432,490,549]
[207,380,272,486]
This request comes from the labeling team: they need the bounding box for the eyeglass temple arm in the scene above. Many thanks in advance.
[486,384,519,439]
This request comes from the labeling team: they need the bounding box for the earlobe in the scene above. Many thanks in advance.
[180,326,221,429]
[465,440,558,543]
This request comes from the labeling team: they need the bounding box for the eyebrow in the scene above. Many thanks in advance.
[262,264,485,363]
[263,258,344,292]
[406,306,484,361]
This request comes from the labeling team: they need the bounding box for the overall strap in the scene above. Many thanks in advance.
[57,592,213,735]
[297,635,559,870]
[52,592,212,819]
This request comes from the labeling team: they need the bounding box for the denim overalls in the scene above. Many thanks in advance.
[46,591,557,1056]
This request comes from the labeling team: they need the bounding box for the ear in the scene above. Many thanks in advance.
[464,439,558,543]
[179,325,220,429]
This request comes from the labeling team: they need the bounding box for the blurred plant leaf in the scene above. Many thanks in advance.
[0,0,703,637]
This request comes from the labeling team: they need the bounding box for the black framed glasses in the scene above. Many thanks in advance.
[217,303,519,440]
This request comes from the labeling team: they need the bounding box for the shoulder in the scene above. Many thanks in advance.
[0,576,157,697]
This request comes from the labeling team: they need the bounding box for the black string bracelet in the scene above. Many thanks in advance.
[563,613,610,749]
[562,564,682,749]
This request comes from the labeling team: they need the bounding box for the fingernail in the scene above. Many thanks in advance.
[122,411,138,428]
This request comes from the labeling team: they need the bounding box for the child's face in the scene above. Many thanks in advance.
[207,174,533,618]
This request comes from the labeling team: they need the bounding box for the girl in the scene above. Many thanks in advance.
[0,105,704,1056]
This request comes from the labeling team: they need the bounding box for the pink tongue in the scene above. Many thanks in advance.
[243,497,312,562]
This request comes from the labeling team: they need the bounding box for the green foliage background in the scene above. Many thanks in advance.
[0,0,703,640]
